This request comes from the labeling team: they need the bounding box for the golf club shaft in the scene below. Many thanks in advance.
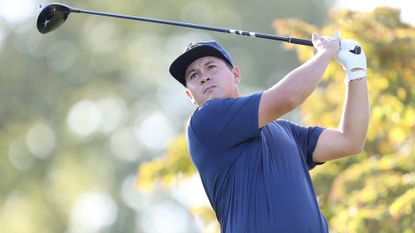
[70,8,313,47]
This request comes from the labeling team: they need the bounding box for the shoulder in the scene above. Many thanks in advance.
[187,93,262,142]
[191,93,262,123]
[186,98,227,140]
[189,98,225,123]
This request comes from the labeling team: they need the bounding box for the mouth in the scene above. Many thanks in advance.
[203,85,216,94]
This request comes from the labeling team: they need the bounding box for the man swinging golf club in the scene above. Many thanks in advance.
[35,3,368,232]
[169,32,369,233]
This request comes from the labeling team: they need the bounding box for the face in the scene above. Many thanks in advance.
[184,56,240,105]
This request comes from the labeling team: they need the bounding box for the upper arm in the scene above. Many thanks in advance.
[258,53,335,129]
[258,88,297,128]
[312,128,364,163]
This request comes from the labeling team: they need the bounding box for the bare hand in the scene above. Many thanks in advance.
[312,31,340,58]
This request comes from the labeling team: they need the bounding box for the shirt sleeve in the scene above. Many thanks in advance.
[279,120,325,169]
[189,93,262,151]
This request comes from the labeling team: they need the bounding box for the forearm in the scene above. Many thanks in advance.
[272,51,333,106]
[312,37,369,162]
[339,78,370,153]
[259,52,334,128]
[258,32,339,128]
[312,78,369,162]
[258,52,332,127]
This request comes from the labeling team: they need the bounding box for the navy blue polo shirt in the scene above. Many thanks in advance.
[186,92,328,233]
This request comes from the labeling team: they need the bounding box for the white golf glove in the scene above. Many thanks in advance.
[336,39,367,82]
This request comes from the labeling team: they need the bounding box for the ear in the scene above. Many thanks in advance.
[185,89,197,105]
[232,66,241,84]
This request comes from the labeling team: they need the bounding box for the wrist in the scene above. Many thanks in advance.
[345,72,366,85]
[346,68,366,82]
[315,50,335,63]
[349,77,365,82]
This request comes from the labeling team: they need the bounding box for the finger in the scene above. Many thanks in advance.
[333,30,340,39]
[333,31,341,50]
[311,32,320,47]
[312,32,320,41]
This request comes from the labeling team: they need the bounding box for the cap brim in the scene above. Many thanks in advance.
[169,45,232,86]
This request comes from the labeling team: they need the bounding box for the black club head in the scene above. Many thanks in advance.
[37,3,72,34]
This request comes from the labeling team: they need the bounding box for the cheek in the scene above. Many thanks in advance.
[187,86,202,99]
[224,73,236,86]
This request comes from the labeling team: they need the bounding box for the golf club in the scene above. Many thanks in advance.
[36,3,361,54]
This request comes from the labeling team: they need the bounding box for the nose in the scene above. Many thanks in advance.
[200,75,211,85]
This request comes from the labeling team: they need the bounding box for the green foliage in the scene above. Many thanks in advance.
[3,0,388,232]
[137,7,415,233]
[137,134,195,191]
[3,1,332,232]
[275,7,415,233]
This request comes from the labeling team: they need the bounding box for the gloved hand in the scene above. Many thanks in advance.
[336,39,367,82]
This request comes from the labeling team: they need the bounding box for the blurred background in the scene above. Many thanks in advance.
[0,0,414,232]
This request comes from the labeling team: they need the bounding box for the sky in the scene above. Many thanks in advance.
[0,0,414,27]
[0,0,34,24]
[334,0,414,26]
[0,0,412,51]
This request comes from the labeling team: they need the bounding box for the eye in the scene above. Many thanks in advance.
[188,72,198,80]
[207,64,216,70]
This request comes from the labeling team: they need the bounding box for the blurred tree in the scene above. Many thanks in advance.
[0,0,332,233]
[275,7,415,233]
[137,7,415,233]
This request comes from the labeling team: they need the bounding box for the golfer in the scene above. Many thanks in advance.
[169,32,369,233]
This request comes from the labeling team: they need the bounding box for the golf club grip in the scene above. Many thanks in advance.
[255,33,362,54]
[288,38,313,47]
[287,38,362,54]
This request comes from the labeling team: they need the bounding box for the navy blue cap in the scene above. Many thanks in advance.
[169,40,234,86]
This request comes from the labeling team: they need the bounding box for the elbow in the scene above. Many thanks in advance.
[348,146,364,155]
[340,126,369,156]
[345,139,367,155]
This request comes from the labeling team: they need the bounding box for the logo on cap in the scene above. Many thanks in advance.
[185,42,202,51]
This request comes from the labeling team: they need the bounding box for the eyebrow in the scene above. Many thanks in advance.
[186,60,217,77]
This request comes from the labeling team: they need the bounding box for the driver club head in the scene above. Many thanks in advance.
[37,3,72,34]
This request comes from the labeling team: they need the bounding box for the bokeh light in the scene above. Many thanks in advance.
[139,201,195,233]
[25,122,56,159]
[110,128,143,161]
[68,191,118,233]
[8,138,34,170]
[134,111,174,151]
[0,0,35,25]
[67,100,102,136]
